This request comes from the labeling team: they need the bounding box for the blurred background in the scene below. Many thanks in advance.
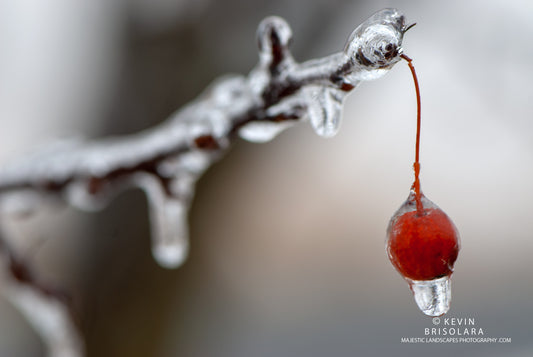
[1,0,532,356]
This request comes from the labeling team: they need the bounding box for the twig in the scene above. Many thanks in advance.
[0,234,83,357]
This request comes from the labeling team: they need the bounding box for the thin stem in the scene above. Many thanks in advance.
[400,53,423,214]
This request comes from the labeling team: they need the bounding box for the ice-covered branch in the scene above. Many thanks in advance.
[0,235,83,357]
[0,9,409,355]
[0,9,408,268]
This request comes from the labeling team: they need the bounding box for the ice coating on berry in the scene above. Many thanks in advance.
[385,52,460,316]
[386,192,460,281]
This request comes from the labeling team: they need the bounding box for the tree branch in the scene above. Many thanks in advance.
[0,9,408,267]
[0,234,83,357]
[0,8,409,356]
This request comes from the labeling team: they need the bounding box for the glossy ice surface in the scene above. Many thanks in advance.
[387,191,460,315]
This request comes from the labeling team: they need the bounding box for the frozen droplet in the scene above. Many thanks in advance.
[305,87,346,138]
[64,181,109,212]
[157,151,210,178]
[238,121,294,143]
[408,276,451,317]
[135,174,190,269]
[257,16,293,66]
[152,237,188,269]
[149,196,189,269]
[344,8,405,83]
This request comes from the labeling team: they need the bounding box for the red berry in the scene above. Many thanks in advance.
[388,55,461,316]
[386,192,460,281]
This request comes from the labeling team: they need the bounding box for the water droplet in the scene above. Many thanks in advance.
[305,87,346,138]
[408,276,451,317]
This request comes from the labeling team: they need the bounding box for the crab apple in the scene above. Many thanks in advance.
[386,192,460,281]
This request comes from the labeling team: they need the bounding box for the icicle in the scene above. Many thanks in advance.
[149,197,189,269]
[304,87,346,138]
[135,174,190,269]
[408,276,452,317]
